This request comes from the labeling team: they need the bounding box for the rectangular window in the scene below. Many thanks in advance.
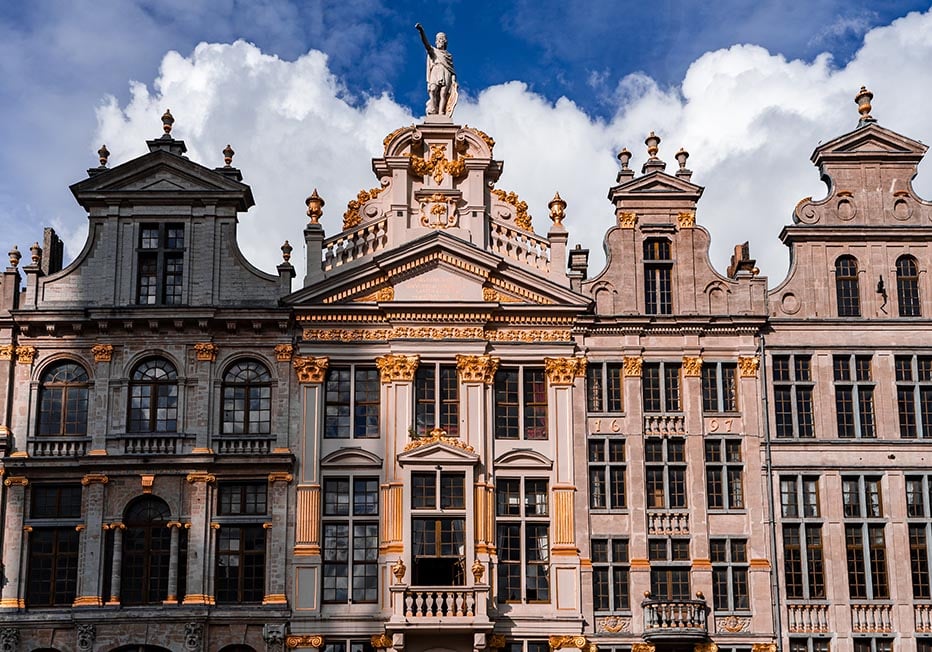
[322,477,379,602]
[323,641,375,652]
[705,439,744,511]
[215,482,268,604]
[710,538,749,612]
[834,355,875,438]
[645,437,686,509]
[843,476,887,600]
[772,355,814,438]
[896,355,932,438]
[853,640,892,652]
[324,366,380,439]
[648,538,690,600]
[496,478,550,603]
[592,538,629,612]
[789,639,831,652]
[495,367,548,440]
[588,437,626,510]
[781,475,824,600]
[642,362,681,413]
[411,469,466,586]
[907,475,932,599]
[702,362,738,413]
[644,238,673,315]
[136,223,184,305]
[586,362,624,413]
[26,484,82,607]
[414,364,459,436]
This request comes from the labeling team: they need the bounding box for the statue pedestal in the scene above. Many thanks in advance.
[424,114,453,124]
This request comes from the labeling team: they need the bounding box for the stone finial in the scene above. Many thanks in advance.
[617,147,631,169]
[29,242,42,266]
[645,131,660,159]
[8,246,21,268]
[161,109,175,136]
[281,240,293,262]
[676,147,689,170]
[98,144,110,167]
[223,144,234,167]
[548,192,567,225]
[305,189,325,225]
[855,86,876,126]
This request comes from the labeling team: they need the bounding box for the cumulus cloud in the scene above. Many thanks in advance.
[91,8,932,286]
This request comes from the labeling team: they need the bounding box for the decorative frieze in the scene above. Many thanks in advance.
[293,356,329,384]
[91,344,113,362]
[597,616,630,633]
[376,354,420,383]
[717,615,751,633]
[623,355,643,377]
[456,354,500,384]
[193,342,218,362]
[682,356,703,377]
[544,356,587,385]
[302,326,572,343]
[739,355,760,377]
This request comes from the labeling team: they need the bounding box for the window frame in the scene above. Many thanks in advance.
[896,354,932,439]
[221,360,272,436]
[120,496,172,606]
[37,361,90,436]
[705,438,744,511]
[586,362,624,413]
[842,475,888,600]
[324,364,380,439]
[642,362,682,413]
[648,537,691,600]
[710,538,749,613]
[833,354,876,439]
[25,484,82,607]
[127,357,179,433]
[494,366,548,440]
[644,238,673,315]
[321,476,380,603]
[592,537,630,612]
[588,436,626,511]
[645,437,686,510]
[701,362,738,413]
[835,254,861,317]
[772,354,815,438]
[897,254,922,317]
[780,475,825,600]
[136,222,185,306]
[496,477,551,604]
[907,475,932,599]
[214,481,268,604]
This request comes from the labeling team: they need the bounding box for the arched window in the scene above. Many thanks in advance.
[37,361,89,436]
[121,496,171,605]
[128,358,178,432]
[222,360,272,434]
[897,255,921,317]
[644,238,673,315]
[835,255,861,317]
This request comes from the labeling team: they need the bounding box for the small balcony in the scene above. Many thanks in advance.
[389,585,492,631]
[212,435,275,455]
[642,598,709,642]
[644,414,686,437]
[28,436,91,457]
[110,432,191,455]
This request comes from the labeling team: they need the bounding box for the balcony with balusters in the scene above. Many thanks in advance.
[641,595,709,643]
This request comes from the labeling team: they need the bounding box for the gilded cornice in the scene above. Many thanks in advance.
[682,356,703,377]
[376,354,420,383]
[91,344,114,362]
[293,356,329,384]
[545,357,587,385]
[456,355,500,384]
[738,355,760,378]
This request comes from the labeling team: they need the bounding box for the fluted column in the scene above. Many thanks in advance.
[293,356,328,555]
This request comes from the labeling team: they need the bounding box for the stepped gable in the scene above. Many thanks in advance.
[582,133,767,318]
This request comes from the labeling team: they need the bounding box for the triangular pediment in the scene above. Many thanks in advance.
[812,123,927,163]
[397,435,480,466]
[608,170,704,200]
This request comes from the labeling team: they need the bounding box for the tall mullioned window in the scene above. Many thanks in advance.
[121,496,172,605]
[702,362,738,413]
[907,475,932,598]
[411,470,466,586]
[843,476,888,599]
[26,484,82,607]
[588,437,626,510]
[322,477,379,602]
[414,364,459,436]
[586,362,624,413]
[781,476,824,600]
[325,365,380,439]
[711,538,749,612]
[644,238,673,314]
[497,478,550,603]
[137,223,184,305]
[494,367,547,440]
[705,438,744,511]
[834,355,875,439]
[896,355,932,439]
[642,362,681,413]
[592,538,629,612]
[897,254,922,317]
[221,360,271,435]
[37,361,89,436]
[128,358,178,433]
[215,482,267,603]
[773,354,814,438]
[646,438,686,509]
[835,255,861,317]
[649,538,690,600]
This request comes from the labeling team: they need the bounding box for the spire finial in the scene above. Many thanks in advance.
[281,240,293,263]
[161,109,174,136]
[8,246,21,268]
[855,86,876,126]
[548,192,567,225]
[98,144,110,168]
[223,144,235,167]
[676,147,689,170]
[645,131,661,159]
[305,189,325,225]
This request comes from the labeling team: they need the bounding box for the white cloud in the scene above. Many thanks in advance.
[93,9,932,287]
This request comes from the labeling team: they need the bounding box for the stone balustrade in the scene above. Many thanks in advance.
[642,598,709,641]
[644,414,686,437]
[915,604,932,633]
[213,435,274,455]
[118,433,183,455]
[323,218,388,272]
[850,604,893,633]
[489,220,551,272]
[787,603,830,632]
[28,436,90,457]
[647,511,690,535]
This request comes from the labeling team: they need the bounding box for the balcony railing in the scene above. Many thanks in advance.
[115,433,186,455]
[647,511,689,536]
[642,598,709,642]
[644,414,686,437]
[787,603,830,632]
[28,436,90,457]
[851,604,893,633]
[212,435,275,455]
[389,584,490,628]
[916,604,932,633]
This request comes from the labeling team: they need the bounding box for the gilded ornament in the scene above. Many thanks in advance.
[353,286,395,302]
[185,472,216,484]
[293,356,330,384]
[391,558,407,583]
[140,475,154,494]
[632,645,656,652]
[15,346,37,365]
[549,636,589,651]
[383,125,412,152]
[752,645,776,652]
[3,476,28,487]
[91,344,114,362]
[268,472,294,483]
[371,635,393,650]
[548,192,567,225]
[343,186,385,229]
[305,189,325,225]
[618,212,638,228]
[489,635,507,650]
[467,126,495,152]
[404,427,475,453]
[623,356,642,377]
[274,344,294,362]
[81,473,108,486]
[419,193,457,229]
[491,188,533,232]
[718,615,751,633]
[0,345,12,360]
[408,143,467,184]
[456,355,500,384]
[376,354,420,382]
[193,342,218,362]
[596,616,630,633]
[682,356,703,377]
[694,644,718,652]
[482,285,520,303]
[677,211,696,228]
[545,356,587,385]
[738,355,760,378]
[286,635,325,649]
[471,558,486,583]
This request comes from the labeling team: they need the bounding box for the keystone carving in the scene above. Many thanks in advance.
[183,622,203,652]
[263,623,286,652]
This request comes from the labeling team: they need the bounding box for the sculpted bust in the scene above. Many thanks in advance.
[416,23,458,116]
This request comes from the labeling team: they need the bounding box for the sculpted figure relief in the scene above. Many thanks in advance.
[416,23,458,116]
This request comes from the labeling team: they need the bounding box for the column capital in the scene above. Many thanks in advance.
[3,476,28,487]
[456,354,500,384]
[193,342,218,362]
[91,343,114,362]
[15,346,37,365]
[287,635,324,649]
[376,354,419,383]
[268,472,294,483]
[81,473,108,486]
[544,356,587,385]
[186,472,216,484]
[274,343,294,362]
[293,356,329,383]
[623,355,642,377]
[682,355,703,377]
[738,355,760,378]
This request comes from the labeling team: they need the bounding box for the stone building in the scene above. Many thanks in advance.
[0,87,929,652]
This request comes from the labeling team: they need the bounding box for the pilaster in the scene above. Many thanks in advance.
[73,473,108,607]
[183,472,216,605]
[0,476,27,609]
[264,472,292,605]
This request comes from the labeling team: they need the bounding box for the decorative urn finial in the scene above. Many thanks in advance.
[617,147,631,170]
[29,242,42,266]
[161,109,175,136]
[98,144,110,167]
[281,240,293,262]
[305,189,325,225]
[855,86,876,126]
[676,147,689,170]
[223,144,235,167]
[645,131,661,159]
[548,192,567,225]
[8,246,21,268]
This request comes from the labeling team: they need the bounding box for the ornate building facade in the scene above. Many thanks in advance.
[0,88,929,652]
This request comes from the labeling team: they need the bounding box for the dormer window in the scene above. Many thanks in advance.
[137,223,184,305]
[644,238,673,315]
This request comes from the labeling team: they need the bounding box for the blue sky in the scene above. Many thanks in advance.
[2,1,932,281]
